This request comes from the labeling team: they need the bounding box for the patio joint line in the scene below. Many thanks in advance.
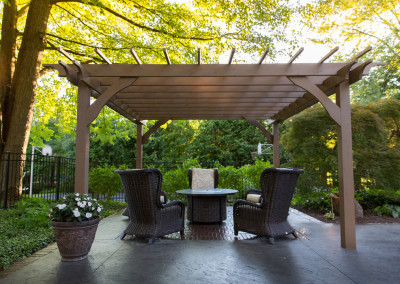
[298,239,358,283]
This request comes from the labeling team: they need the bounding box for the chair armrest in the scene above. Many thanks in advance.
[161,200,185,217]
[233,199,262,209]
[245,189,262,197]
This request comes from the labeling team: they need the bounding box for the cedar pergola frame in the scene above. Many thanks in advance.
[45,46,382,249]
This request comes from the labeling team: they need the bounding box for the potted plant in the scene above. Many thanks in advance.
[50,193,103,262]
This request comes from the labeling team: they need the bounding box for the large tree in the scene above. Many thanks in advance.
[301,0,400,102]
[0,0,293,202]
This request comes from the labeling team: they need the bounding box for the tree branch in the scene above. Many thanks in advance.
[56,0,219,41]
[17,3,29,18]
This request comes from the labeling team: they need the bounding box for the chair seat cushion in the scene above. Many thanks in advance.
[247,194,261,203]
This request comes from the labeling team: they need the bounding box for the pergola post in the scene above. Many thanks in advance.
[336,80,356,249]
[273,121,280,167]
[136,123,143,169]
[74,81,91,194]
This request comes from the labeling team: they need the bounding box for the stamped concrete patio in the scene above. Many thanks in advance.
[1,208,400,284]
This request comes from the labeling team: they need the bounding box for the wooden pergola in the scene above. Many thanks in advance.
[45,46,381,249]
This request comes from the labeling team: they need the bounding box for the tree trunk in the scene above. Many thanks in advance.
[0,0,18,153]
[0,0,53,205]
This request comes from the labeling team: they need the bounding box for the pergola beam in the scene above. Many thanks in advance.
[116,91,305,98]
[130,49,142,65]
[258,48,270,64]
[228,48,235,64]
[288,76,341,125]
[288,47,304,64]
[163,48,171,65]
[45,63,357,77]
[244,118,273,143]
[95,48,112,64]
[319,47,339,63]
[142,119,169,144]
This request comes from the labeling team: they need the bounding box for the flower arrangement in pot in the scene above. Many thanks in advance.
[50,193,103,262]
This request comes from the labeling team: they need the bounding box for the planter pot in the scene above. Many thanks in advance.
[51,217,100,262]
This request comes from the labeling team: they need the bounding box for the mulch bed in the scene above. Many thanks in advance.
[296,207,400,224]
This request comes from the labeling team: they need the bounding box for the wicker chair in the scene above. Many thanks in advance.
[115,169,185,244]
[233,167,304,244]
[188,168,219,189]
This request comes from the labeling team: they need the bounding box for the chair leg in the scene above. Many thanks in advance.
[268,237,275,245]
[120,232,126,240]
[234,230,238,236]
[180,230,184,236]
[148,238,154,245]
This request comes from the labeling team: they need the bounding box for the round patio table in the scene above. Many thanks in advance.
[176,188,238,223]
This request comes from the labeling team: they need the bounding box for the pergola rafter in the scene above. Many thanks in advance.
[44,46,383,249]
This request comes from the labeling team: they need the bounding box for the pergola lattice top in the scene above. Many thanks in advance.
[45,46,380,123]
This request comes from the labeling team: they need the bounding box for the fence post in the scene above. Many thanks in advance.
[56,156,61,201]
[3,152,11,209]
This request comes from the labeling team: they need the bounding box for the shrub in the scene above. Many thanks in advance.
[291,191,331,212]
[374,204,400,218]
[162,158,201,200]
[355,188,400,210]
[89,164,127,201]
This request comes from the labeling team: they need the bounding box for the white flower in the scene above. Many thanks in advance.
[97,207,102,212]
[75,193,79,197]
[85,213,92,218]
[93,199,97,202]
[75,198,80,201]
[82,201,87,206]
[73,208,80,217]
[63,196,66,200]
[56,204,66,210]
[88,202,92,207]
[77,201,85,208]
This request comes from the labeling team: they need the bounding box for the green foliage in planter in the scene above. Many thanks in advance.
[374,204,400,218]
[89,164,127,201]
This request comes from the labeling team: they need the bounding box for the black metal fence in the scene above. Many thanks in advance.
[0,153,188,208]
[0,152,76,208]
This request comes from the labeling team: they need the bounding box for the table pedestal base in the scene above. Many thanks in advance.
[187,196,227,223]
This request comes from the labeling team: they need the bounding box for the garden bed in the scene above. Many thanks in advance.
[296,207,400,224]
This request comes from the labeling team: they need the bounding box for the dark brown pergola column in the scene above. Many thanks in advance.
[273,121,280,167]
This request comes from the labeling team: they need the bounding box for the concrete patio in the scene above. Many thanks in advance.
[1,208,399,284]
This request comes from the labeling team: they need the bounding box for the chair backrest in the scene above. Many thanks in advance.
[188,168,218,189]
[260,167,304,222]
[115,169,162,223]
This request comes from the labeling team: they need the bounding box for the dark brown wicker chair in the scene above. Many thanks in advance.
[233,167,304,244]
[188,168,218,189]
[115,169,185,244]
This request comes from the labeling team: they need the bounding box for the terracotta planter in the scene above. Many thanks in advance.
[51,217,100,262]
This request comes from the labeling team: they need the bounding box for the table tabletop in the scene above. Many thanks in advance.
[176,188,238,196]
